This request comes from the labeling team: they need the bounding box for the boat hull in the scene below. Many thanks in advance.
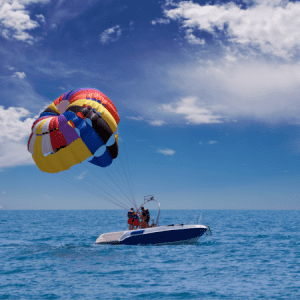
[95,225,208,245]
[120,227,207,245]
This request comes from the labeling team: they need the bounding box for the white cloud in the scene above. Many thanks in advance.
[35,14,45,24]
[199,141,218,145]
[0,106,35,142]
[164,0,300,58]
[157,148,175,156]
[127,116,165,126]
[162,96,223,124]
[0,140,34,168]
[0,0,49,43]
[11,71,26,79]
[162,56,300,124]
[126,116,144,121]
[151,18,170,25]
[0,106,36,169]
[100,25,122,44]
[185,29,205,45]
[125,42,300,125]
[148,120,165,126]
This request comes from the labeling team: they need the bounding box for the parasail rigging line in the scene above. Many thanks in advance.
[67,164,132,209]
[45,156,130,210]
[103,156,134,203]
[109,160,133,198]
[102,166,136,208]
[80,161,136,209]
[51,169,129,210]
[117,129,137,208]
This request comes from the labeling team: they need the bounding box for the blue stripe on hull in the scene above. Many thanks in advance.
[120,228,207,245]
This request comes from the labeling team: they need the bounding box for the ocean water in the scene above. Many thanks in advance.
[0,209,299,299]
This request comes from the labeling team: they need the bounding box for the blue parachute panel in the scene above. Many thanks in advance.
[89,148,113,167]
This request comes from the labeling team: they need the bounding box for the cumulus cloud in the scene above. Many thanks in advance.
[0,106,36,169]
[100,25,122,44]
[163,0,300,58]
[35,14,45,24]
[0,106,35,142]
[0,0,49,43]
[157,148,175,155]
[162,96,223,124]
[185,29,205,45]
[0,140,34,168]
[11,71,26,79]
[160,56,300,124]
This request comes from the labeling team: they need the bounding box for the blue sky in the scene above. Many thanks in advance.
[1,0,300,210]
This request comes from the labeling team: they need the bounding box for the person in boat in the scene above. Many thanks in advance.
[132,210,140,229]
[140,206,150,228]
[127,208,134,230]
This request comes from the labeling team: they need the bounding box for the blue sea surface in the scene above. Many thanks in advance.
[0,210,299,299]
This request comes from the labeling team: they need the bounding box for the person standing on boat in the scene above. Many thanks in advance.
[140,207,150,228]
[127,208,134,230]
[132,210,140,229]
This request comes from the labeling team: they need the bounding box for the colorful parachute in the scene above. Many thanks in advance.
[28,88,120,173]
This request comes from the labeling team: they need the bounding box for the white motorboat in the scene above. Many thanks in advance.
[95,196,211,245]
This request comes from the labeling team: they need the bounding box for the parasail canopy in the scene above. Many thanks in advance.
[28,88,120,173]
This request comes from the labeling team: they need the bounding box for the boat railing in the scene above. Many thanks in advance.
[206,225,212,236]
[186,214,212,235]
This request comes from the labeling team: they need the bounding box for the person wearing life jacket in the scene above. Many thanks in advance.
[127,208,134,230]
[132,210,140,229]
